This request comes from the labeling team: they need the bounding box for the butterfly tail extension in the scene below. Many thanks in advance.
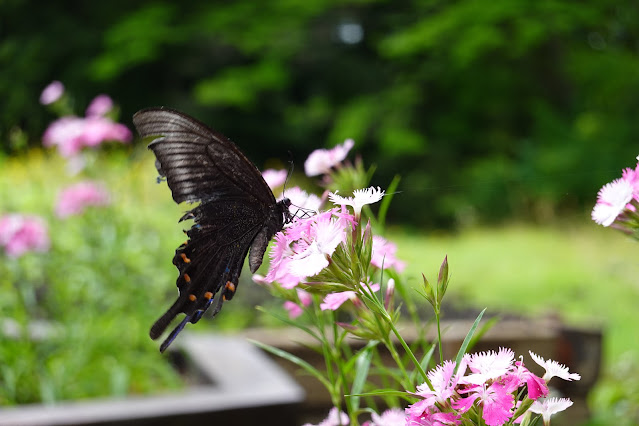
[149,298,185,340]
[159,313,193,353]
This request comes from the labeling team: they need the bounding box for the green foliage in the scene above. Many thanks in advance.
[2,0,639,225]
[0,149,187,404]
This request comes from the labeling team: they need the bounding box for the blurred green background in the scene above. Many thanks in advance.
[2,0,639,424]
[3,0,639,226]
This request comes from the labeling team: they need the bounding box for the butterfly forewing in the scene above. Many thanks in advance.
[133,108,276,205]
[133,107,288,352]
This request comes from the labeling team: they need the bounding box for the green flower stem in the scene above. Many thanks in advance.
[510,397,535,422]
[314,299,343,411]
[386,317,433,391]
[435,309,444,366]
[332,320,352,417]
[383,333,412,389]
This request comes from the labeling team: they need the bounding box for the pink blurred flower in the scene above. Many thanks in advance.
[81,116,131,146]
[304,138,354,176]
[86,94,114,117]
[40,80,64,105]
[0,214,50,258]
[320,283,380,311]
[283,301,303,318]
[43,115,132,158]
[251,274,269,285]
[284,289,312,318]
[42,116,86,157]
[282,186,322,211]
[591,178,633,226]
[371,235,406,273]
[55,181,110,218]
[262,169,287,190]
[368,408,406,426]
[302,407,349,426]
[405,409,461,426]
[320,290,355,311]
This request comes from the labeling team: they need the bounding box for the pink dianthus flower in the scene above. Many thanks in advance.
[304,139,354,177]
[55,181,110,218]
[0,214,50,258]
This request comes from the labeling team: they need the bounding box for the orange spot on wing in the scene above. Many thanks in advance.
[180,253,191,263]
[204,291,213,300]
[225,281,236,293]
[188,294,197,302]
[183,273,191,283]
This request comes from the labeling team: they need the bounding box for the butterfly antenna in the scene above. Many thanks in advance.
[282,152,294,198]
[289,204,318,221]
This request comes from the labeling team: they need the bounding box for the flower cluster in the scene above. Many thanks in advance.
[41,82,131,158]
[406,349,580,426]
[43,113,131,158]
[262,207,356,288]
[305,138,355,177]
[55,181,111,218]
[254,141,581,426]
[310,407,408,426]
[592,155,639,234]
[254,181,402,319]
[0,214,50,258]
[2,84,123,259]
[303,349,580,426]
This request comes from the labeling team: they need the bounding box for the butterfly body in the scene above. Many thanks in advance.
[133,107,290,352]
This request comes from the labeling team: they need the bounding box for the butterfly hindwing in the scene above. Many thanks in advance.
[133,107,290,352]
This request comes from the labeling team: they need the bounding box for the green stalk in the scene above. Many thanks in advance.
[314,298,343,411]
[435,309,444,366]
[386,318,433,390]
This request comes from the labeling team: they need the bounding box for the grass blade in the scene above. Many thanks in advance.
[249,339,332,390]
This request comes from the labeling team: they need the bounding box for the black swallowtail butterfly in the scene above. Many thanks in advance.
[133,107,291,352]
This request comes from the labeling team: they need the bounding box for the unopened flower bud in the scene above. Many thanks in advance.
[384,278,395,310]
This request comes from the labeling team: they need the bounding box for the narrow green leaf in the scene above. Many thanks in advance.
[453,308,486,374]
[255,306,321,341]
[349,389,414,401]
[377,174,401,229]
[411,342,436,383]
[249,339,332,390]
[349,341,377,412]
[467,315,499,353]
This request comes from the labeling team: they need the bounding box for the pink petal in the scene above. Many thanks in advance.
[262,169,287,189]
[86,94,114,117]
[40,80,64,104]
[320,291,355,311]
